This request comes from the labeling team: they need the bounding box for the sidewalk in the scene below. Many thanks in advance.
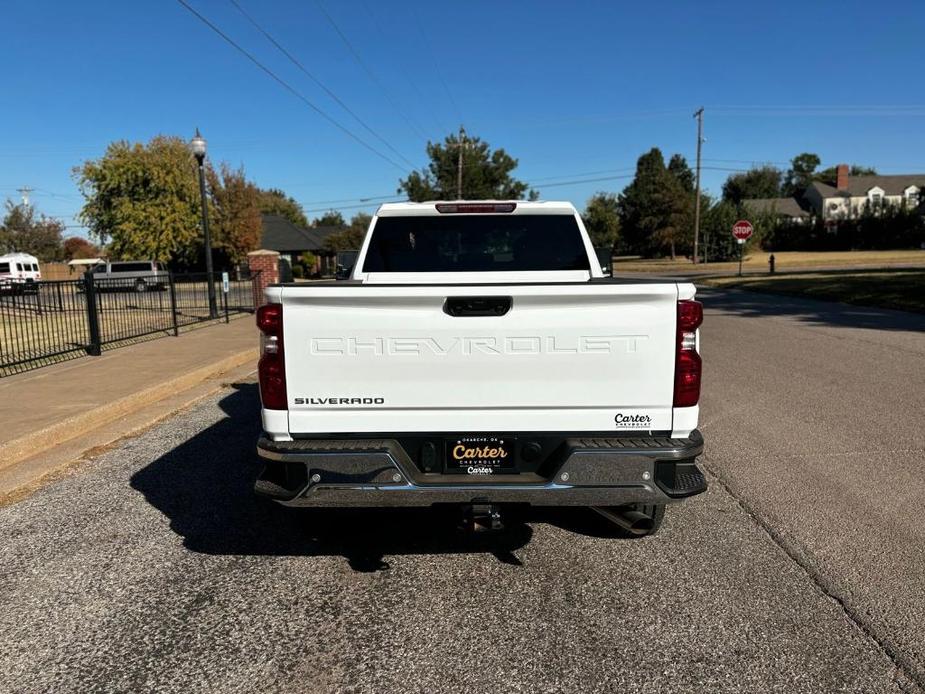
[0,317,258,483]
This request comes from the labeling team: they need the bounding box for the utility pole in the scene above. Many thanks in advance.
[17,186,34,207]
[456,125,466,199]
[692,108,704,264]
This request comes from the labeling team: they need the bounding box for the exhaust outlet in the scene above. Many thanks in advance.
[591,506,654,535]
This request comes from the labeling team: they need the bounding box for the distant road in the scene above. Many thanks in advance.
[0,289,922,693]
[614,260,925,278]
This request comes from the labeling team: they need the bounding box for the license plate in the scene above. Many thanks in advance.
[445,435,516,475]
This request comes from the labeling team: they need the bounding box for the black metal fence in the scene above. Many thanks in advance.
[0,271,259,377]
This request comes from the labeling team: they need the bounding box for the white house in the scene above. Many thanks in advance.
[745,164,925,223]
[804,164,924,221]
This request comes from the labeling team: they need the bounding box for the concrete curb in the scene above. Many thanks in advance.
[0,348,257,472]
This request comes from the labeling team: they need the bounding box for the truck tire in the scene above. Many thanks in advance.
[134,279,147,293]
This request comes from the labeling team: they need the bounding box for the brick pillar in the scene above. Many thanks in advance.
[247,249,280,307]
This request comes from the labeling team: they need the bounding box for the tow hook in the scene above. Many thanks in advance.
[463,503,503,532]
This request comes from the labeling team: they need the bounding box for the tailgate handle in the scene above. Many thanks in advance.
[444,296,512,317]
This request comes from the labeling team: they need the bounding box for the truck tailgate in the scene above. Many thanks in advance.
[282,283,679,434]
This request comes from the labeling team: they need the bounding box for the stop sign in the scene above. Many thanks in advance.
[732,220,753,241]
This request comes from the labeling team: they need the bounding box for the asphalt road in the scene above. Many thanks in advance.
[0,288,923,693]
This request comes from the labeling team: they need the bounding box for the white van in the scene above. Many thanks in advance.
[88,260,168,292]
[0,253,41,294]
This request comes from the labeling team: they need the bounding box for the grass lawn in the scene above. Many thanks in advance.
[701,269,925,314]
[613,249,925,274]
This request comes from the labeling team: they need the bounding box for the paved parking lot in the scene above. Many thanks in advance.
[0,288,922,693]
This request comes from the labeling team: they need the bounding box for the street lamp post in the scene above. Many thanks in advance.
[191,128,217,319]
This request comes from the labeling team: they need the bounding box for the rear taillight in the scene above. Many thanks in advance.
[257,303,287,409]
[674,299,703,407]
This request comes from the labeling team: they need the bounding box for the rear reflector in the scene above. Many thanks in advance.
[257,303,287,410]
[435,203,517,214]
[674,300,703,408]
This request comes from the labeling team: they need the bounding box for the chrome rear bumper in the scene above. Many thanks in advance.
[255,431,705,508]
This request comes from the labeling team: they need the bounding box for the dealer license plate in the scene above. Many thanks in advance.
[444,435,517,474]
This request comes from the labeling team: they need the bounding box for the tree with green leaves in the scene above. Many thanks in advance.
[74,136,203,263]
[582,193,620,249]
[348,212,372,233]
[312,210,346,227]
[721,165,783,204]
[257,188,309,228]
[618,148,692,258]
[0,201,65,261]
[323,212,371,252]
[399,131,535,201]
[782,152,821,197]
[206,162,262,263]
[667,154,695,193]
[700,198,739,261]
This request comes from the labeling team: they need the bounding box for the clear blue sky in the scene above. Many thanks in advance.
[2,0,924,237]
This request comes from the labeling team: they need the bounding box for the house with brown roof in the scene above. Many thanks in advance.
[260,214,340,277]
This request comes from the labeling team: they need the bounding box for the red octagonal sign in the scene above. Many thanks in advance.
[732,220,754,241]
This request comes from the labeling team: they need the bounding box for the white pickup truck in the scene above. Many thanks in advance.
[255,201,705,535]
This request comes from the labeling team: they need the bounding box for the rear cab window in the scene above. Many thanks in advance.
[361,214,591,273]
[112,262,152,272]
[0,263,9,274]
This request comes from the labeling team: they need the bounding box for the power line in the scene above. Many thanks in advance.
[527,167,637,183]
[407,8,461,126]
[300,193,403,206]
[701,165,762,173]
[702,157,791,166]
[708,104,925,117]
[33,188,80,201]
[313,0,432,143]
[360,0,444,139]
[174,0,410,173]
[303,199,408,214]
[532,174,635,189]
[227,0,417,170]
[517,108,694,129]
[710,104,925,110]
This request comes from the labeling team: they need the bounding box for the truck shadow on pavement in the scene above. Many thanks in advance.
[699,286,925,333]
[130,383,630,572]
